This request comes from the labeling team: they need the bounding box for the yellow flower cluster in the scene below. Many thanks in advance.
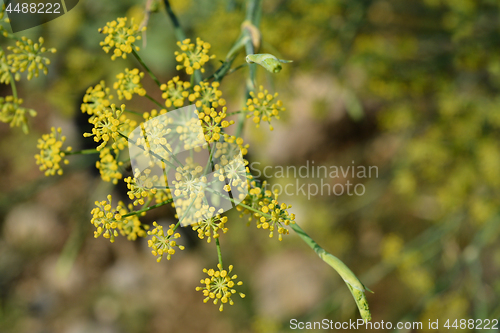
[98,17,145,60]
[0,50,16,84]
[0,96,37,134]
[81,81,113,115]
[160,76,190,108]
[190,81,226,108]
[124,172,158,206]
[192,213,228,243]
[114,68,147,100]
[224,134,250,156]
[118,206,149,241]
[256,193,295,241]
[197,106,234,143]
[96,148,123,184]
[238,181,295,241]
[91,195,148,242]
[83,104,136,151]
[7,37,56,80]
[34,127,71,176]
[243,85,285,130]
[175,38,215,75]
[196,264,245,312]
[147,222,185,262]
[91,195,121,242]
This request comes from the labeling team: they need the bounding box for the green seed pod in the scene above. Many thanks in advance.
[246,53,292,73]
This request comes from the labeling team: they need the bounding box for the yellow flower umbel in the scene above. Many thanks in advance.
[35,127,71,176]
[224,134,250,156]
[0,50,16,84]
[83,104,134,151]
[7,37,56,80]
[189,81,226,108]
[160,76,191,108]
[81,81,113,115]
[243,85,285,130]
[98,17,145,60]
[124,172,158,206]
[114,68,147,100]
[196,106,234,143]
[175,38,215,75]
[91,195,122,243]
[118,205,149,241]
[256,191,295,241]
[147,222,185,262]
[192,214,228,243]
[196,264,245,311]
[237,181,295,241]
[96,148,123,184]
[0,96,37,134]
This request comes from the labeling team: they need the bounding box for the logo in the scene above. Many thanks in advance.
[4,0,79,32]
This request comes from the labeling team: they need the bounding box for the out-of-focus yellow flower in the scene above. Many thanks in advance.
[7,37,56,80]
[98,17,145,60]
[196,264,245,312]
[160,76,190,108]
[0,50,16,84]
[175,38,215,75]
[381,234,404,264]
[0,96,36,134]
[243,85,285,130]
[114,68,146,100]
[147,222,185,262]
[34,127,71,176]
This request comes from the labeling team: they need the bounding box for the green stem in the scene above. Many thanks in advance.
[132,49,161,87]
[226,110,245,116]
[216,238,223,268]
[9,74,17,99]
[145,93,164,109]
[163,0,187,42]
[235,0,261,138]
[125,109,143,116]
[122,198,174,217]
[63,148,98,155]
[163,0,202,84]
[289,222,371,322]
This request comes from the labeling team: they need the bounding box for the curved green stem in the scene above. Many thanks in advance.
[205,187,372,321]
[163,0,202,84]
[216,238,223,268]
[122,198,174,217]
[145,93,164,109]
[132,49,161,87]
[125,109,143,116]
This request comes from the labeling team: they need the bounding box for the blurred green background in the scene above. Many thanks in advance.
[1,0,500,332]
